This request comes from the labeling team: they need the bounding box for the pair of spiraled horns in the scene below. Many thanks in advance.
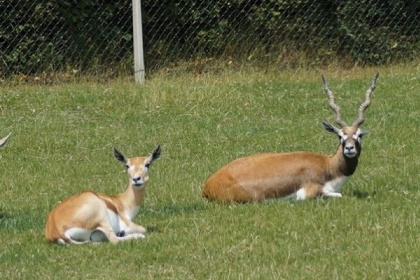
[322,73,379,128]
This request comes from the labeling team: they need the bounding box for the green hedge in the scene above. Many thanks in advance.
[143,0,419,66]
[1,0,419,77]
[0,1,132,76]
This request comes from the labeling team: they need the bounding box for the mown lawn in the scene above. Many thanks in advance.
[0,65,419,279]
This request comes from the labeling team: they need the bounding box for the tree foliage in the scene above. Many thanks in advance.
[0,0,419,77]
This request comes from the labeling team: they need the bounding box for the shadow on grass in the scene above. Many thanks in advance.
[143,203,208,233]
[0,211,13,228]
[0,209,45,231]
[144,203,207,217]
[0,211,12,219]
[350,190,377,199]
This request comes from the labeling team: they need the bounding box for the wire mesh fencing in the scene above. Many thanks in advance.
[1,0,419,82]
[1,1,133,82]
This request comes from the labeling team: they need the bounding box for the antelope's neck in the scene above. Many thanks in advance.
[331,145,359,177]
[119,183,146,218]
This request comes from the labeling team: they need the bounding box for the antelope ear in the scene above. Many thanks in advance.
[113,148,127,163]
[322,122,340,135]
[359,130,369,137]
[146,145,161,167]
[152,145,162,160]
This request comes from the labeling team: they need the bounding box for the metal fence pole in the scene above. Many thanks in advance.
[132,0,145,84]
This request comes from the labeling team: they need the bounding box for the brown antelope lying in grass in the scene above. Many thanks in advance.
[45,145,161,244]
[203,74,379,203]
[0,133,10,148]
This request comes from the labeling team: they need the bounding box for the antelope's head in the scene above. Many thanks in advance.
[114,145,161,188]
[322,74,379,158]
[0,133,11,148]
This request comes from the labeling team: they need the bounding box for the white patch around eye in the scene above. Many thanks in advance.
[338,131,347,143]
[126,165,135,174]
[338,130,346,138]
[352,134,362,142]
[353,129,363,142]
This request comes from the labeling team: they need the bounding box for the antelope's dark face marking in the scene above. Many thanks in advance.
[323,123,368,158]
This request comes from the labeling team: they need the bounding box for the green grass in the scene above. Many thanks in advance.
[1,64,420,279]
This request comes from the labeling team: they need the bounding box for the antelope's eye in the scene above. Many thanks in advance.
[124,164,130,169]
[353,133,363,141]
[145,163,150,169]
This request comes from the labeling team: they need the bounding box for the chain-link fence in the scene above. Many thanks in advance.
[1,1,419,82]
[1,1,133,82]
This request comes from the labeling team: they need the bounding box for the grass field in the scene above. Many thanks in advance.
[1,64,419,279]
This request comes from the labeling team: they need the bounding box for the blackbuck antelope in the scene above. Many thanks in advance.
[0,133,10,148]
[203,74,379,203]
[45,145,161,244]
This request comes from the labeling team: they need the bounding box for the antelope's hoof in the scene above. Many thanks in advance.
[134,233,146,239]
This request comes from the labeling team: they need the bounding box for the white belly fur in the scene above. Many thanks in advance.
[322,176,350,196]
[63,209,131,243]
[279,176,350,201]
[64,227,99,243]
[283,188,307,200]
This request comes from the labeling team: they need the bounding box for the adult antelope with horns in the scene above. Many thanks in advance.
[0,133,10,148]
[203,74,379,203]
[45,145,161,244]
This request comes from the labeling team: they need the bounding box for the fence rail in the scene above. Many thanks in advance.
[1,0,419,82]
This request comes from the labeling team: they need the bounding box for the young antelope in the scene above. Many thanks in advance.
[45,145,161,244]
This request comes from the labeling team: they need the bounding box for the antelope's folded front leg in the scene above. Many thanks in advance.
[124,222,146,235]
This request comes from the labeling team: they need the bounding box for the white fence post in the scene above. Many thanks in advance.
[132,0,145,84]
